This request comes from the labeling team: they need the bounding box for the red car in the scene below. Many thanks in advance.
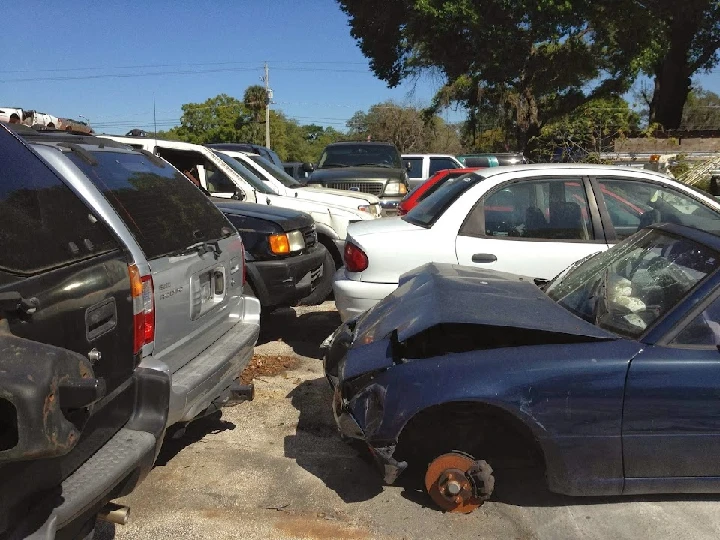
[398,168,480,215]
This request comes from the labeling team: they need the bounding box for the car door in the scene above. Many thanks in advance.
[455,176,609,280]
[622,287,720,482]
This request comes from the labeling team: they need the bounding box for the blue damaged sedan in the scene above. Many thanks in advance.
[323,223,720,513]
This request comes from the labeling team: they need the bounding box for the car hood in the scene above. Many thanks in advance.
[212,198,312,231]
[355,262,616,347]
[295,185,381,204]
[309,167,406,182]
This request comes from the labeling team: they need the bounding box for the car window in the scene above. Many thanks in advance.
[597,178,720,240]
[404,173,482,228]
[67,150,233,260]
[204,161,237,193]
[248,155,301,187]
[429,157,459,176]
[0,138,120,275]
[672,296,720,347]
[464,178,593,240]
[404,158,422,178]
[318,144,401,168]
[212,150,276,195]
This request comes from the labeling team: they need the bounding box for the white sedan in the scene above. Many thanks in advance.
[334,164,720,321]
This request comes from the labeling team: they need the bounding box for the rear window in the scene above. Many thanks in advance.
[404,173,482,228]
[248,155,301,187]
[68,150,233,259]
[0,134,120,275]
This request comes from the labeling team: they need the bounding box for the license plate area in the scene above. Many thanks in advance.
[191,266,226,320]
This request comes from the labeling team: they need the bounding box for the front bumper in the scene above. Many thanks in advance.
[379,197,403,217]
[323,324,407,484]
[247,244,327,309]
[332,269,397,322]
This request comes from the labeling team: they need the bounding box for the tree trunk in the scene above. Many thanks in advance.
[649,11,698,129]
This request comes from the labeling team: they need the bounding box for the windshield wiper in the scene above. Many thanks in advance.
[321,163,349,168]
[167,240,222,259]
[356,163,392,168]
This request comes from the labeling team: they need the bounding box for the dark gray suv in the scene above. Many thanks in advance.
[305,142,409,215]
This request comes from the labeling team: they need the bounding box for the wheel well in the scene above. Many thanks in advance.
[395,401,546,472]
[317,234,342,269]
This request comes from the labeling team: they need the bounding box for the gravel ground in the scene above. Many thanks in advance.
[96,301,720,540]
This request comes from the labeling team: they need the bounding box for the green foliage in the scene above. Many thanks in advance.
[530,97,640,162]
[346,101,462,153]
[681,88,720,130]
[338,0,639,152]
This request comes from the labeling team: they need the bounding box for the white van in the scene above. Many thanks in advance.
[100,135,380,270]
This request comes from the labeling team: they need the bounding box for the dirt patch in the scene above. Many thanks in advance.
[274,514,370,539]
[240,354,300,384]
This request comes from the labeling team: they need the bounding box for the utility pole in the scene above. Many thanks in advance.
[263,62,272,149]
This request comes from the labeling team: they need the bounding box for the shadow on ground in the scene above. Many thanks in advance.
[401,466,720,511]
[283,377,384,504]
[155,411,236,467]
[258,307,341,359]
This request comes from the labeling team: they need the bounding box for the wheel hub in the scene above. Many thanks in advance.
[425,452,486,513]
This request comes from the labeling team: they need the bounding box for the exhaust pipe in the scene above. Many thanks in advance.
[98,502,130,525]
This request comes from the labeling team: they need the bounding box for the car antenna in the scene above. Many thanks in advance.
[153,97,158,153]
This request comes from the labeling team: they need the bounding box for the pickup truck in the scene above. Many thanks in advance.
[305,141,410,216]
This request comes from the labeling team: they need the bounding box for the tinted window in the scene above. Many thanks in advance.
[598,178,720,240]
[68,150,233,260]
[404,173,482,228]
[0,136,119,275]
[405,158,423,178]
[429,157,459,176]
[204,161,237,193]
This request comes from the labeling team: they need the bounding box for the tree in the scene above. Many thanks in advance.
[162,94,249,144]
[337,0,636,153]
[605,0,720,129]
[346,101,462,153]
[681,88,720,130]
[531,97,640,162]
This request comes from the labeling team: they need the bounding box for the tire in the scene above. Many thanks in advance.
[298,250,335,306]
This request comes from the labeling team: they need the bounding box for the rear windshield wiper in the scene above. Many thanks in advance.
[356,163,392,168]
[167,240,222,259]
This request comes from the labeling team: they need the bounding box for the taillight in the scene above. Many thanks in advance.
[129,264,155,356]
[344,242,368,272]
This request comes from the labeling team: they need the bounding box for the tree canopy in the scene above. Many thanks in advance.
[337,0,720,144]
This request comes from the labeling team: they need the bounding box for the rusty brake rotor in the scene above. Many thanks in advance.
[424,452,487,514]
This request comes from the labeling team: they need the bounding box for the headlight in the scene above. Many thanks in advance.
[269,230,305,254]
[383,180,408,196]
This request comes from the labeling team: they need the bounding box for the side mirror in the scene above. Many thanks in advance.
[301,162,314,173]
[405,161,412,172]
[232,188,246,201]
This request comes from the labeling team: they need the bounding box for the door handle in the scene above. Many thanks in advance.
[472,253,497,263]
[85,298,117,341]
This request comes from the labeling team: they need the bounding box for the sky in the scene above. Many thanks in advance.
[2,1,720,136]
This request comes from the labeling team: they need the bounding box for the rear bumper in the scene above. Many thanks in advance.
[18,367,170,540]
[247,244,326,309]
[165,295,261,425]
[332,270,397,321]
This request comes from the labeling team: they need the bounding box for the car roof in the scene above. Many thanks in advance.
[469,163,673,180]
[17,130,141,152]
[401,153,458,158]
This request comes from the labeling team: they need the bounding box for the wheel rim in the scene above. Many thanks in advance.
[425,452,485,513]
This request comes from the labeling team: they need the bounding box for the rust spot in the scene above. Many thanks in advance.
[274,515,369,539]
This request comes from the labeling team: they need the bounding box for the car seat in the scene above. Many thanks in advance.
[524,207,548,238]
[549,201,587,239]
